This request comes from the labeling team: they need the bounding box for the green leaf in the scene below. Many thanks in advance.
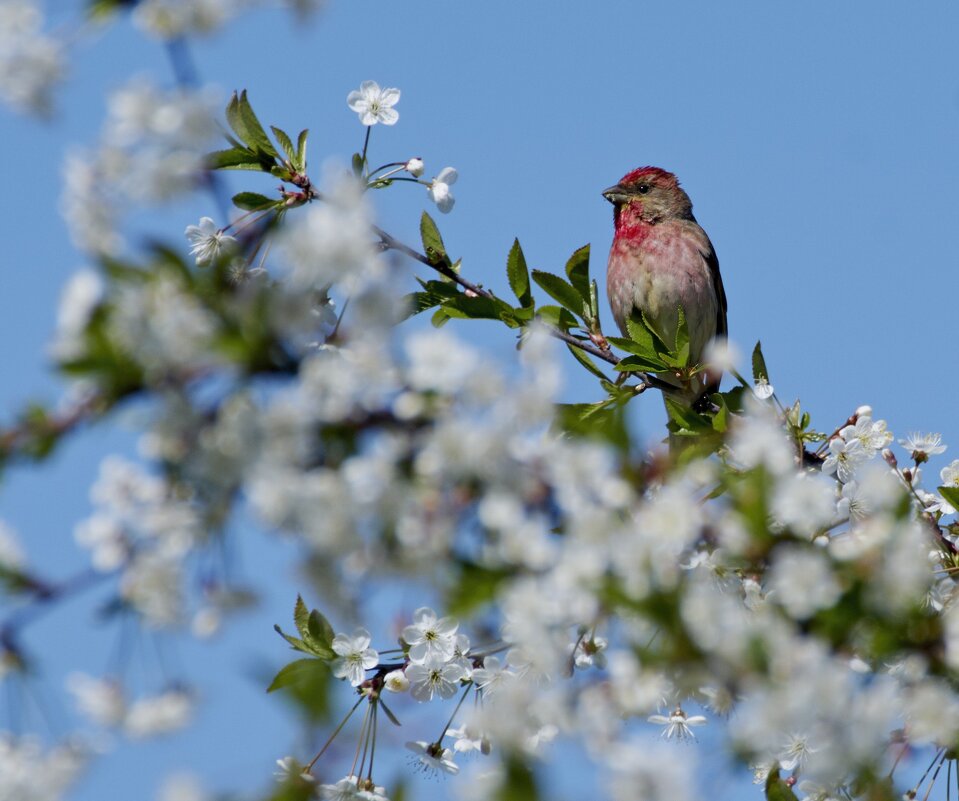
[566,344,608,380]
[674,306,690,366]
[352,152,364,177]
[939,486,959,511]
[307,609,335,652]
[271,126,296,165]
[267,658,326,693]
[232,191,278,211]
[752,340,770,383]
[664,396,712,433]
[441,295,515,322]
[613,354,670,373]
[296,129,309,172]
[274,623,307,653]
[420,211,447,262]
[530,270,583,316]
[588,278,600,321]
[431,308,451,327]
[293,595,310,639]
[206,147,269,171]
[226,90,278,158]
[378,698,402,727]
[564,244,591,305]
[553,401,629,449]
[625,312,668,355]
[506,239,533,308]
[535,305,578,331]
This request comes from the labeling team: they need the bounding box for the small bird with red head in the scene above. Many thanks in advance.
[603,167,727,400]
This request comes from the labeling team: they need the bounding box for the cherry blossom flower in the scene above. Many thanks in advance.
[384,669,410,693]
[402,607,458,664]
[470,655,510,695]
[184,217,236,266]
[427,167,457,213]
[899,432,946,463]
[347,81,400,126]
[331,628,379,686]
[752,377,774,400]
[406,740,459,775]
[647,707,707,741]
[405,656,466,701]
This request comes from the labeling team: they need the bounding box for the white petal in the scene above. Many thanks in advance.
[379,87,401,106]
[378,107,399,125]
[436,167,457,185]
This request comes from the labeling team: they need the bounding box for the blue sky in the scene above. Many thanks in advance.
[2,1,959,798]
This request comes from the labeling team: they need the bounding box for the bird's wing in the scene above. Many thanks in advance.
[701,242,727,340]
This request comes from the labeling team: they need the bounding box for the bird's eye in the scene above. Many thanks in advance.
[637,184,650,195]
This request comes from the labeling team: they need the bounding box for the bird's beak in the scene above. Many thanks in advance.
[602,184,629,204]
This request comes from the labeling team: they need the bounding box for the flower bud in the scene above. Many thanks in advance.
[405,157,424,177]
[882,448,897,468]
[384,669,410,693]
[855,405,873,418]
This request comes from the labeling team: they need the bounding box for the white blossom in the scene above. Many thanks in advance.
[428,167,457,213]
[330,628,379,686]
[347,81,400,126]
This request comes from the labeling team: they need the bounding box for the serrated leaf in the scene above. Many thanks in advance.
[566,344,608,380]
[506,239,533,308]
[232,191,278,211]
[564,244,591,304]
[296,129,309,172]
[206,147,266,171]
[307,609,335,651]
[267,658,325,693]
[939,486,959,511]
[226,90,278,158]
[624,312,668,356]
[378,698,402,727]
[752,340,770,383]
[588,278,600,321]
[293,595,310,639]
[674,306,690,366]
[606,337,669,371]
[535,305,578,331]
[271,126,296,165]
[530,270,583,316]
[664,396,712,433]
[275,623,307,653]
[420,211,447,261]
[613,354,669,373]
[441,295,514,322]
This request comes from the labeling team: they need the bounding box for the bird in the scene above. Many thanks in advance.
[603,167,727,403]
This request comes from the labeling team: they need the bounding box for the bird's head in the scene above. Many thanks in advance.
[603,167,694,227]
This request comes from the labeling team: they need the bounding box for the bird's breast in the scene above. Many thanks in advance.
[606,221,718,362]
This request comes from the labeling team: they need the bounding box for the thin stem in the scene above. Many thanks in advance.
[360,127,372,177]
[366,699,378,781]
[306,695,365,772]
[438,683,473,742]
[349,698,373,778]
